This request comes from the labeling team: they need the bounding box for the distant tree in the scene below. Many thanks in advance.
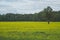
[43,6,53,24]
[0,6,60,22]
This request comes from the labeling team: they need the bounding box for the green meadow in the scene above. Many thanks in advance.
[0,22,60,40]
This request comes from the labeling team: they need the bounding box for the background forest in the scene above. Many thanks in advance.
[0,6,60,21]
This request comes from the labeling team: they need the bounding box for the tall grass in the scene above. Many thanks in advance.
[0,22,60,40]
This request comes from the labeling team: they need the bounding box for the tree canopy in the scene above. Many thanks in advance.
[0,6,60,21]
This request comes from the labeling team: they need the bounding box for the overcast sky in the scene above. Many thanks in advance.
[0,0,60,14]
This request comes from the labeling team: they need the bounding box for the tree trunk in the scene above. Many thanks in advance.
[48,20,50,24]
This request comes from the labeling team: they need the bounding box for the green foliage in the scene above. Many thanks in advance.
[0,31,60,40]
[0,6,60,21]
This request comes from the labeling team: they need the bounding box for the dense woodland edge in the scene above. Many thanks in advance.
[0,6,60,21]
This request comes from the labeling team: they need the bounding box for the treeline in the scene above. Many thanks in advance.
[0,6,60,21]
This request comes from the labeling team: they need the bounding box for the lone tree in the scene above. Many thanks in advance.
[43,6,53,24]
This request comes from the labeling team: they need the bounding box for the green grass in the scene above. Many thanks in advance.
[0,22,60,31]
[0,22,60,40]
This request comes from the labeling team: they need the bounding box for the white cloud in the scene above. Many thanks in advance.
[0,0,60,14]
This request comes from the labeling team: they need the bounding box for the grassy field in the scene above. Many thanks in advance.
[0,22,60,40]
